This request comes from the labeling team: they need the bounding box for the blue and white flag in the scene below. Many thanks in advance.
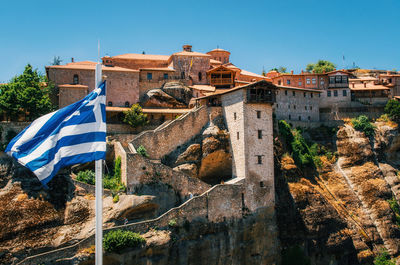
[5,81,107,185]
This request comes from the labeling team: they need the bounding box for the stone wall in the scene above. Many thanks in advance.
[131,106,210,159]
[274,87,320,122]
[47,67,140,108]
[221,90,246,179]
[320,105,385,121]
[0,121,30,143]
[124,152,211,199]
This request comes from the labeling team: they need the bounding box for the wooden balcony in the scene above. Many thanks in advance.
[210,78,233,86]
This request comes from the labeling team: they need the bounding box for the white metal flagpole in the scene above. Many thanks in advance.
[95,42,103,265]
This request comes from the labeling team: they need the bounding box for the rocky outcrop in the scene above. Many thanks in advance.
[162,81,192,105]
[168,116,232,184]
[276,122,400,264]
[141,88,187,108]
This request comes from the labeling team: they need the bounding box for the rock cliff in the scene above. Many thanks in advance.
[276,122,400,264]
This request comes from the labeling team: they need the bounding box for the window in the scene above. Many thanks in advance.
[257,155,262,164]
[320,80,325,85]
[329,76,335,84]
[343,90,347,96]
[234,112,237,120]
[198,72,202,81]
[294,105,296,109]
[327,91,331,97]
[181,71,185,79]
[334,90,338,97]
[73,74,79,85]
[258,130,262,139]
[284,90,288,96]
[342,76,348,83]
[292,91,295,96]
[164,73,169,80]
[237,132,239,140]
[304,92,306,97]
[287,80,291,85]
[147,73,152,80]
[311,93,313,98]
[125,101,130,107]
[289,114,291,120]
[310,106,312,110]
[278,80,282,85]
[308,116,311,121]
[298,81,302,86]
[335,75,341,83]
[288,105,290,109]
[257,111,261,118]
[306,78,310,84]
[260,181,264,187]
[312,78,316,84]
[298,116,301,121]
[305,106,307,110]
[276,104,279,108]
[108,101,113,106]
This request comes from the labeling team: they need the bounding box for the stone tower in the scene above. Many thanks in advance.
[221,80,276,212]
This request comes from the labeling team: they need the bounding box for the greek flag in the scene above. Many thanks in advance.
[5,81,107,185]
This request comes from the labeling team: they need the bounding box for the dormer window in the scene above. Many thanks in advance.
[73,74,79,85]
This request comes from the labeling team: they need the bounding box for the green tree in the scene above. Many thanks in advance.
[306,60,336,74]
[384,99,400,121]
[374,248,395,265]
[0,64,54,121]
[351,115,376,137]
[123,104,148,127]
[270,66,287,73]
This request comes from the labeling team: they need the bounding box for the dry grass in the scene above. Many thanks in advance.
[79,245,96,254]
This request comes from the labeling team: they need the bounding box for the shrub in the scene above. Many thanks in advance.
[168,219,177,227]
[123,104,148,128]
[113,194,119,203]
[374,248,395,265]
[137,145,149,158]
[351,115,376,137]
[278,120,294,148]
[103,229,145,253]
[384,99,400,121]
[76,170,95,185]
[387,197,400,227]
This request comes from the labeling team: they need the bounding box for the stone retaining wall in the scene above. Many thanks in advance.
[131,106,210,159]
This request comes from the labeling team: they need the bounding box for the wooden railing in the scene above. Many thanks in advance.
[210,78,233,85]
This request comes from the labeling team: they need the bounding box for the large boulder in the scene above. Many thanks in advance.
[175,144,201,165]
[142,88,187,108]
[162,82,192,105]
[173,163,198,179]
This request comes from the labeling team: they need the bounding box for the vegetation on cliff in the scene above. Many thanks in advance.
[351,115,376,137]
[103,229,145,253]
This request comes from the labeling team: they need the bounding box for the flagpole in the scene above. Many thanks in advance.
[95,45,103,265]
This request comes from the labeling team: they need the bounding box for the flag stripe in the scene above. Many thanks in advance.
[33,142,107,181]
[24,132,106,169]
[40,151,106,185]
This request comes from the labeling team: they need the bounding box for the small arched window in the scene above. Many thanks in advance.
[125,101,130,107]
[198,72,202,81]
[73,74,79,85]
[108,101,113,106]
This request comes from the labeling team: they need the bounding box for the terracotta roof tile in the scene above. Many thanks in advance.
[111,54,170,61]
[350,83,390,91]
[46,61,139,72]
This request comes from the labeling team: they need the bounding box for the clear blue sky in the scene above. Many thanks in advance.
[1,0,399,82]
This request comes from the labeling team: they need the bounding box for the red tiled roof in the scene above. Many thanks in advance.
[46,61,139,72]
[110,54,170,61]
[350,83,390,91]
[106,106,192,114]
[207,48,231,54]
[58,84,88,89]
[189,85,216,92]
[139,67,176,72]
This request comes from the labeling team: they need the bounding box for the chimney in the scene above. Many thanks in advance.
[301,70,304,74]
[71,57,74,63]
[183,45,192,52]
[291,70,294,75]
